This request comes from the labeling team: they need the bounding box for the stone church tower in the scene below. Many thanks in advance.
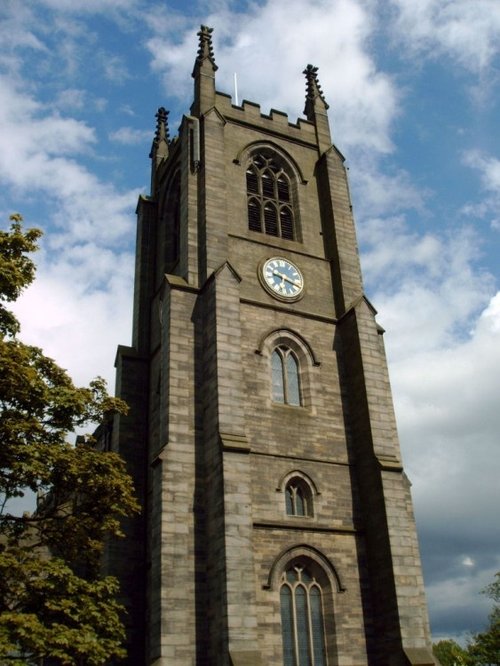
[105,25,437,666]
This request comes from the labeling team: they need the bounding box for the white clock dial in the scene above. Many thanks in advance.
[261,257,304,301]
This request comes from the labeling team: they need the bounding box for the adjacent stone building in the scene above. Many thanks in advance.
[104,25,437,666]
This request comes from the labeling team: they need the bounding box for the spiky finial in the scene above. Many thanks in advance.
[303,64,329,119]
[196,25,218,71]
[149,106,169,162]
[155,107,169,143]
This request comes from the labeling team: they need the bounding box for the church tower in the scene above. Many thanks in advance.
[106,26,437,666]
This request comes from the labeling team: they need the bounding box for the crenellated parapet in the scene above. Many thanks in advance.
[113,23,436,666]
[214,92,318,147]
[189,25,333,153]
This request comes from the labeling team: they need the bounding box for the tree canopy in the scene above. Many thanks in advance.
[0,215,139,664]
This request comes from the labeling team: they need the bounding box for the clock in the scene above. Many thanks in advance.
[260,256,304,301]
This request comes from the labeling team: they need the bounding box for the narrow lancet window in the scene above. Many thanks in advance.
[285,478,313,517]
[272,346,301,406]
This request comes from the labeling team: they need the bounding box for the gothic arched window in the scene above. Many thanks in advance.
[246,152,295,240]
[272,346,301,406]
[280,563,327,666]
[285,478,313,517]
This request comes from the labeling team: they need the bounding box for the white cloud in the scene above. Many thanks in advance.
[146,0,399,154]
[0,0,497,644]
[0,75,138,247]
[0,3,47,70]
[461,149,500,231]
[361,218,492,355]
[463,150,500,192]
[13,248,134,389]
[351,161,428,218]
[358,202,499,635]
[102,54,130,83]
[109,126,151,145]
[37,0,139,12]
[0,72,138,389]
[365,216,500,634]
[389,0,500,72]
[52,88,107,114]
[53,88,87,111]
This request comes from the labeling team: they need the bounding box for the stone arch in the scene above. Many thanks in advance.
[238,142,304,241]
[256,328,320,408]
[266,545,343,665]
[265,544,345,593]
[235,140,306,185]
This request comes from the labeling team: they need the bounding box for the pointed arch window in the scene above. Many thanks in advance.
[246,152,295,240]
[280,564,327,666]
[285,478,313,517]
[272,346,301,406]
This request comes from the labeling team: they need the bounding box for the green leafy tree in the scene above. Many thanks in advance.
[433,639,468,665]
[0,216,139,664]
[466,572,500,666]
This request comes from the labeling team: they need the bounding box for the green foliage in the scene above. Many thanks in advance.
[0,214,42,337]
[0,550,126,665]
[0,217,139,664]
[433,639,468,665]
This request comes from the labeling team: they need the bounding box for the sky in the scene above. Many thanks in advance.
[1,0,499,647]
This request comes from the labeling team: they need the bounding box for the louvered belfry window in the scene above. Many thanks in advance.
[280,564,327,666]
[246,153,295,240]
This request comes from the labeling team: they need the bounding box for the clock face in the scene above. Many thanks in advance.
[261,257,304,301]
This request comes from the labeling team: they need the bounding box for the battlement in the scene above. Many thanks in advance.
[215,90,317,144]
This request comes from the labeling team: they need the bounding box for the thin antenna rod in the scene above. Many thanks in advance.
[234,72,239,106]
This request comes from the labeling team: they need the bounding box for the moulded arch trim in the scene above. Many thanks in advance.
[276,469,320,496]
[256,327,320,367]
[235,140,307,184]
[265,544,345,593]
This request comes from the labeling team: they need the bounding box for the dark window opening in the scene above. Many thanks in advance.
[248,198,262,232]
[246,152,296,240]
[264,203,279,236]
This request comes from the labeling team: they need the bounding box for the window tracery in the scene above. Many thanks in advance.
[280,563,327,666]
[246,152,295,240]
[272,346,301,405]
[285,478,313,517]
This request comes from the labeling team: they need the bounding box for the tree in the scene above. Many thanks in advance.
[0,215,139,664]
[466,572,500,666]
[433,639,468,665]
